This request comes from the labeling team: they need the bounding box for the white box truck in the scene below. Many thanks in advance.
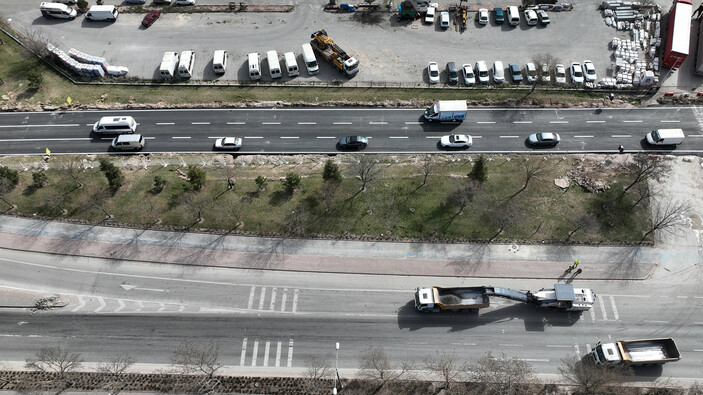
[85,5,118,22]
[267,50,282,79]
[284,52,299,77]
[40,2,77,19]
[213,50,227,74]
[301,43,319,75]
[159,52,179,79]
[248,52,261,80]
[424,100,468,122]
[178,50,195,78]
[645,128,685,145]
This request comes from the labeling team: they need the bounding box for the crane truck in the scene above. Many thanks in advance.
[414,284,596,313]
[310,29,360,78]
[589,338,681,366]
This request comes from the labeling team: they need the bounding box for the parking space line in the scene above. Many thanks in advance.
[586,120,605,123]
[287,339,294,367]
[575,135,594,138]
[171,137,191,139]
[247,286,255,309]
[251,340,258,366]
[240,338,247,366]
[609,296,619,320]
[156,122,175,125]
[611,134,632,138]
[275,341,282,367]
[263,342,270,367]
[622,120,643,123]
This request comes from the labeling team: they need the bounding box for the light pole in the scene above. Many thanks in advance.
[332,342,340,394]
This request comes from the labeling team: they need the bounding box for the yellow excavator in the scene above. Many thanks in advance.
[310,29,360,78]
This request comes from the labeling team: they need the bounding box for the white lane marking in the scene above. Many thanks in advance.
[115,300,126,313]
[586,343,592,353]
[450,343,477,346]
[281,289,288,312]
[275,341,282,367]
[316,137,336,139]
[694,349,703,352]
[191,122,210,125]
[71,296,86,312]
[499,136,520,138]
[262,122,281,125]
[546,345,571,348]
[156,122,175,125]
[0,124,80,128]
[369,121,388,125]
[292,289,299,313]
[171,137,191,139]
[550,121,569,124]
[240,338,247,366]
[389,136,408,139]
[227,122,246,125]
[611,134,632,138]
[609,296,619,320]
[586,120,606,123]
[519,358,549,362]
[476,121,496,124]
[263,342,271,367]
[298,122,316,125]
[575,344,581,356]
[95,297,106,313]
[599,297,608,321]
[405,121,422,124]
[689,135,703,137]
[622,120,643,123]
[0,138,91,142]
[498,344,523,347]
[426,136,441,139]
[677,296,688,299]
[513,121,532,124]
[270,288,277,311]
[244,136,263,139]
[575,135,594,138]
[251,340,259,366]
[333,122,352,125]
[258,287,266,310]
[247,286,255,309]
[590,303,596,322]
[144,137,156,140]
[643,320,669,324]
[280,136,299,139]
[158,303,166,312]
[287,339,294,367]
[660,120,680,123]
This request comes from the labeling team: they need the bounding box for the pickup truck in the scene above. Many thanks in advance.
[590,338,681,366]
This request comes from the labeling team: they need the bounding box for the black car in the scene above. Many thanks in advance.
[338,135,368,150]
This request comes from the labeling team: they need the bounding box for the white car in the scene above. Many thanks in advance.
[569,62,584,84]
[555,64,566,84]
[582,60,597,83]
[525,63,537,83]
[524,9,538,25]
[427,61,440,84]
[541,63,551,82]
[478,8,489,25]
[492,61,504,83]
[175,0,195,4]
[440,134,472,149]
[440,11,450,28]
[214,137,242,150]
[475,61,489,83]
[462,64,475,85]
[425,6,436,24]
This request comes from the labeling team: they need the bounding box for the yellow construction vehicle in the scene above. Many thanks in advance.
[310,29,359,78]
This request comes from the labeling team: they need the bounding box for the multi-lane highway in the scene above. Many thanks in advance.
[0,107,701,155]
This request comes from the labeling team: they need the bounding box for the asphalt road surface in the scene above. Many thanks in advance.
[0,107,701,155]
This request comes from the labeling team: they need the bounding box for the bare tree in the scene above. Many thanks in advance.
[558,355,631,394]
[351,154,384,192]
[516,157,550,195]
[419,154,437,187]
[170,340,223,379]
[641,200,691,240]
[56,158,86,189]
[622,154,671,195]
[25,345,83,378]
[465,351,538,395]
[532,53,560,83]
[317,181,339,214]
[630,182,655,208]
[19,26,51,58]
[304,355,332,390]
[97,352,136,378]
[423,352,462,390]
[0,178,15,210]
[179,192,212,226]
[87,189,113,220]
[566,213,597,241]
[485,202,525,242]
[358,345,413,387]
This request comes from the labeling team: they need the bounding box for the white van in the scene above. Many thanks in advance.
[40,2,77,19]
[646,129,685,145]
[248,52,261,80]
[507,6,520,26]
[93,116,137,134]
[160,52,179,79]
[85,5,118,22]
[267,50,282,79]
[301,43,319,75]
[178,50,195,78]
[213,50,228,74]
[111,134,144,151]
[284,52,299,77]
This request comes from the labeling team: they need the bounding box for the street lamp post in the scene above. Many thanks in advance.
[333,342,341,394]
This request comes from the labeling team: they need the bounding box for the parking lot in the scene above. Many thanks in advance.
[3,0,700,90]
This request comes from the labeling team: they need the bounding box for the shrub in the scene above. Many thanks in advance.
[76,0,88,10]
[0,167,20,187]
[151,175,167,194]
[468,155,487,183]
[32,172,47,188]
[27,69,43,90]
[98,157,124,194]
[283,172,301,194]
[322,160,342,183]
[186,165,206,191]
[255,176,267,191]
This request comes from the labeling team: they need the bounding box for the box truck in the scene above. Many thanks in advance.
[85,5,118,22]
[423,100,468,122]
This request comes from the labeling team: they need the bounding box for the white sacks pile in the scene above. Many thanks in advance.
[47,44,128,78]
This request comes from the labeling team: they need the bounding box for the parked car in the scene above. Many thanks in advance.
[338,135,368,150]
[493,7,504,24]
[536,9,550,25]
[174,0,195,4]
[525,63,537,83]
[126,0,146,3]
[509,62,523,83]
[541,63,551,82]
[427,61,440,84]
[569,62,584,84]
[425,6,436,24]
[141,11,160,27]
[440,134,472,149]
[462,64,475,85]
[477,8,489,25]
[446,62,458,84]
[582,60,597,82]
[524,9,538,25]
[476,61,489,83]
[440,11,450,28]
[555,64,566,84]
[528,132,560,146]
[492,61,504,83]
[214,137,242,150]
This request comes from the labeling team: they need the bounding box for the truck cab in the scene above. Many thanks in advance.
[415,287,435,312]
[591,342,621,365]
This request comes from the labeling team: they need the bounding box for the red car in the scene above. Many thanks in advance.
[141,11,160,27]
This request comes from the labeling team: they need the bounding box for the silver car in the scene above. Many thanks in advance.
[528,132,560,146]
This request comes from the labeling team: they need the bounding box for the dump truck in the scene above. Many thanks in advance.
[415,284,596,312]
[310,29,359,78]
[424,100,468,122]
[589,338,681,366]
